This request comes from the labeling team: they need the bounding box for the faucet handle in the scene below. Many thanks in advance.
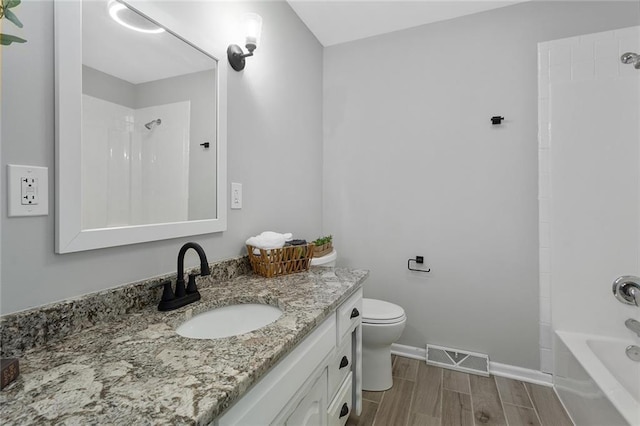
[630,287,640,307]
[613,276,640,306]
[160,280,175,302]
[186,274,198,294]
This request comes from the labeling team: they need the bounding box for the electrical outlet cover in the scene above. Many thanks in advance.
[7,164,49,217]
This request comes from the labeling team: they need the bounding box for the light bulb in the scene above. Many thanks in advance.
[107,0,165,34]
[243,13,262,53]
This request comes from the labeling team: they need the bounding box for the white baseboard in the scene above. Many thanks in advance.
[391,343,553,386]
[489,361,552,386]
[391,343,426,361]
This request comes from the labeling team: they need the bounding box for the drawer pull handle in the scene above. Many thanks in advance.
[350,308,360,319]
[339,356,349,369]
[339,403,349,418]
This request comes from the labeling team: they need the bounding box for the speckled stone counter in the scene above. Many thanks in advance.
[1,256,252,358]
[0,267,368,425]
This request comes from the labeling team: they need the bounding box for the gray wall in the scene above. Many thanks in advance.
[82,65,136,108]
[1,0,323,314]
[323,1,639,369]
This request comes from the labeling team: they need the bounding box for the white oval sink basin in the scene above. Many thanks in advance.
[176,304,283,339]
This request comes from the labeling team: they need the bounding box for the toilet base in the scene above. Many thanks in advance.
[362,344,394,391]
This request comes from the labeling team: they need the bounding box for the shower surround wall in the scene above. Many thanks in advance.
[323,1,639,370]
[82,65,217,222]
[81,95,190,228]
[539,26,640,362]
[539,26,640,424]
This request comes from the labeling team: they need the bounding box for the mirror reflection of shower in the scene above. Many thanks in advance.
[81,96,191,229]
[620,52,640,69]
[145,118,161,130]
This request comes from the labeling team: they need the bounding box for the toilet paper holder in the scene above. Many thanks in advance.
[408,256,430,273]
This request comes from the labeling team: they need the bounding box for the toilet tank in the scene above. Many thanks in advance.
[310,250,337,267]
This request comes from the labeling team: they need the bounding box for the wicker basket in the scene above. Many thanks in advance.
[313,242,333,258]
[247,243,315,278]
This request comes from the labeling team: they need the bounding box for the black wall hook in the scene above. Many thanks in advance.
[491,116,504,125]
[408,256,430,273]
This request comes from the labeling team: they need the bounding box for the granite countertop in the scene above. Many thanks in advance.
[0,267,368,425]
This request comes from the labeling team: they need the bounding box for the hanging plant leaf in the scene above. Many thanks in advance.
[6,0,22,9]
[0,33,27,45]
[4,8,22,28]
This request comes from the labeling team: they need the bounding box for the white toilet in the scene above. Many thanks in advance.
[310,251,406,391]
[361,298,407,391]
[310,249,337,267]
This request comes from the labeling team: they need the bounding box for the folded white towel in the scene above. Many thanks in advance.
[246,231,293,251]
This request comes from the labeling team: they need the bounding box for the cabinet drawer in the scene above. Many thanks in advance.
[327,372,353,426]
[328,336,352,399]
[337,288,363,341]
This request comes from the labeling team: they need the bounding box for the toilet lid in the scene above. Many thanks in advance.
[362,298,406,324]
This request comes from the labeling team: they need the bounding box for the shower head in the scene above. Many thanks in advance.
[145,118,161,130]
[620,52,640,69]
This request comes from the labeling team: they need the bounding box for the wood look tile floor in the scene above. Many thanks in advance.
[347,356,573,426]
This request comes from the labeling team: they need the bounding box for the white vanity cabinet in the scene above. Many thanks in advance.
[215,288,363,426]
[328,289,363,425]
[278,369,328,426]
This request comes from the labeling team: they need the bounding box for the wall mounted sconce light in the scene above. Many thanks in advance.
[227,13,263,72]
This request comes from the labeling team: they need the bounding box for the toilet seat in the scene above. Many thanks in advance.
[362,298,406,325]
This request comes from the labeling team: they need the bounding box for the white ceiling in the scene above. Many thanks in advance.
[286,0,530,47]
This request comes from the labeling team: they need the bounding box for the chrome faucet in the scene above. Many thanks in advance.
[625,318,640,338]
[612,275,640,306]
[627,286,640,307]
[158,242,211,311]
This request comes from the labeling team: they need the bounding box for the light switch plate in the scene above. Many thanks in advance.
[7,164,49,217]
[231,182,242,209]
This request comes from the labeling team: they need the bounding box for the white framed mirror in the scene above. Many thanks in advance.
[55,0,227,253]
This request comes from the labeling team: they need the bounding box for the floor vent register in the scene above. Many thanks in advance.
[426,344,489,377]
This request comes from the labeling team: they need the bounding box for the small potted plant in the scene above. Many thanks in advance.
[313,235,333,257]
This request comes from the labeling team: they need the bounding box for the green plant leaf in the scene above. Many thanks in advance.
[313,235,333,246]
[0,33,27,45]
[6,0,21,9]
[4,8,22,27]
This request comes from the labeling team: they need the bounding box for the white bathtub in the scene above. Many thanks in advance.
[555,331,639,426]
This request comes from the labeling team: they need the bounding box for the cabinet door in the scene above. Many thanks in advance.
[217,317,336,426]
[283,371,328,426]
